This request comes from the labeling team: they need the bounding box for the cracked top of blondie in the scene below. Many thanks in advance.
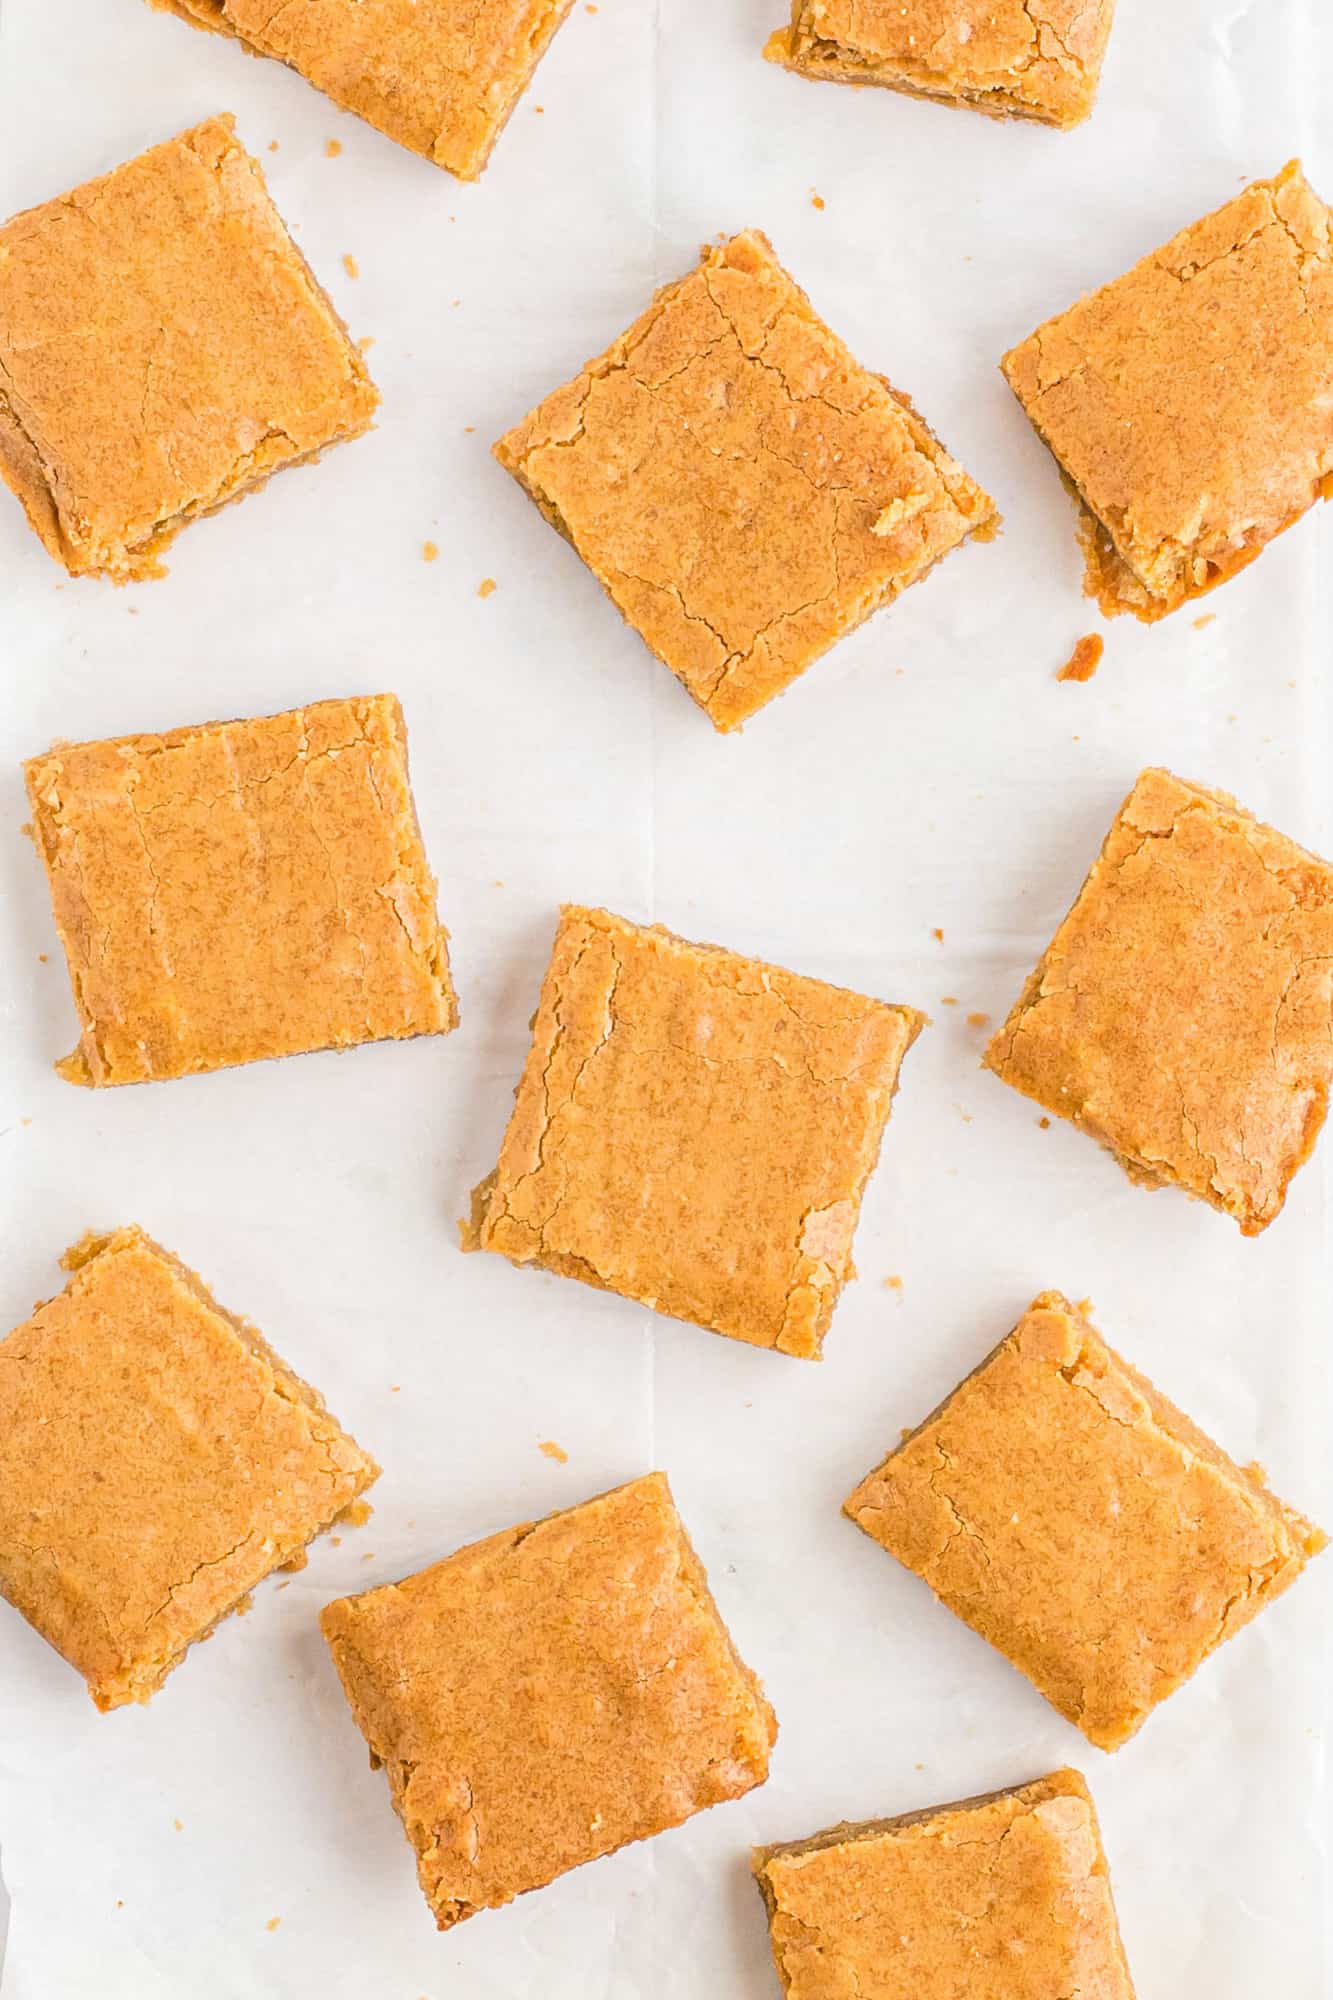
[465,905,922,1355]
[984,767,1333,1234]
[845,1291,1325,1749]
[764,0,1118,131]
[1003,161,1333,618]
[0,1227,377,1709]
[494,230,997,730]
[320,1472,775,1929]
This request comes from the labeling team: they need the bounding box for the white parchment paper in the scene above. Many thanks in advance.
[1,0,1330,1993]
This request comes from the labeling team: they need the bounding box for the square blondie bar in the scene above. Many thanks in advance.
[984,768,1333,1233]
[463,906,923,1355]
[494,230,997,729]
[754,1769,1136,1999]
[148,0,577,181]
[1003,160,1333,618]
[25,693,457,1087]
[765,0,1118,131]
[845,1292,1326,1749]
[0,1228,378,1710]
[0,116,377,582]
[321,1472,775,1929]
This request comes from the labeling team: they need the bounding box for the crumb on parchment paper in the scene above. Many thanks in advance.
[1056,634,1103,682]
[539,1439,569,1462]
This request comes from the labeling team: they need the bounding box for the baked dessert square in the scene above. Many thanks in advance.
[754,1768,1136,1999]
[984,767,1333,1233]
[764,0,1118,131]
[845,1292,1326,1750]
[25,692,457,1087]
[147,0,577,181]
[463,905,923,1355]
[1003,160,1333,619]
[0,115,377,581]
[0,1227,378,1710]
[321,1471,775,1929]
[494,230,997,730]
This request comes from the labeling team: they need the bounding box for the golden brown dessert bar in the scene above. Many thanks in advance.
[754,1768,1136,1999]
[321,1472,775,1929]
[494,230,998,730]
[1003,160,1333,619]
[845,1292,1326,1750]
[0,1227,378,1710]
[764,0,1117,131]
[24,693,457,1087]
[463,905,923,1355]
[984,767,1333,1233]
[0,116,377,582]
[147,0,576,181]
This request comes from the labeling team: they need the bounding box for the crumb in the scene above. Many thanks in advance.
[357,335,375,352]
[342,253,359,280]
[20,1117,31,1127]
[811,192,825,210]
[534,105,545,114]
[1056,633,1103,682]
[966,1011,989,1028]
[478,577,497,598]
[463,424,475,433]
[1076,1296,1094,1315]
[128,606,139,615]
[539,1439,569,1463]
[325,138,342,158]
[116,1901,124,1910]
[957,1107,973,1123]
[932,927,943,943]
[884,1275,903,1294]
[1038,1116,1051,1129]
[276,1579,292,1590]
[361,1552,375,1561]
[20,821,33,838]
[391,1384,401,1393]
[342,1498,374,1528]
[422,540,439,562]
[38,952,48,963]
[330,1535,342,1547]
[1193,613,1216,631]
[493,878,505,887]
[941,995,958,1006]
[174,1819,183,1832]
[234,1593,254,1617]
[266,1917,281,1933]
[268,140,279,152]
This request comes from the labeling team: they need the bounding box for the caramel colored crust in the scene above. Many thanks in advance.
[494,230,997,730]
[464,905,923,1356]
[148,0,576,181]
[754,1768,1136,2000]
[320,1472,775,1930]
[0,116,377,581]
[25,693,457,1088]
[983,767,1333,1233]
[845,1294,1326,1750]
[0,1228,378,1711]
[1003,161,1333,619]
[764,0,1116,131]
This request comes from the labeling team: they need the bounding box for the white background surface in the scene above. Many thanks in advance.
[1,0,1331,1994]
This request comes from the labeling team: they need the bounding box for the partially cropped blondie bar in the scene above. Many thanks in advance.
[765,0,1118,130]
[1003,160,1333,618]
